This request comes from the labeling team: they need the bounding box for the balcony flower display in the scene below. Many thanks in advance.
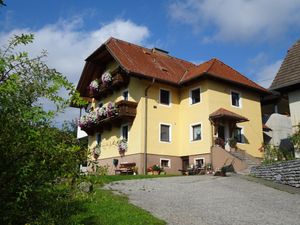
[107,102,118,117]
[101,72,112,87]
[78,102,119,129]
[78,111,98,128]
[118,138,127,156]
[96,106,107,120]
[89,79,99,92]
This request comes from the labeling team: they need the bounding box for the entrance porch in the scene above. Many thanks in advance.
[209,108,249,151]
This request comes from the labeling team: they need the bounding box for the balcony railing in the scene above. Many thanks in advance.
[89,73,129,99]
[79,100,137,135]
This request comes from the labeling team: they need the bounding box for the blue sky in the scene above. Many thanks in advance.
[1,0,300,125]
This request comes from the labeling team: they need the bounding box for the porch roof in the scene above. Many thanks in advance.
[209,108,249,123]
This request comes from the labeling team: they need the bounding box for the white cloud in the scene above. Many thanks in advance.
[0,18,150,83]
[0,18,150,126]
[169,0,300,42]
[254,59,282,88]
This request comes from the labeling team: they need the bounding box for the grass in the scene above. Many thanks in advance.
[70,175,169,225]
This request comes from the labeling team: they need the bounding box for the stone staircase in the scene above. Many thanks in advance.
[230,150,260,174]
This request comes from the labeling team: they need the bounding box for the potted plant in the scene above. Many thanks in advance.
[133,166,139,175]
[113,158,118,168]
[152,165,161,175]
[93,144,101,160]
[118,138,127,157]
[228,138,237,150]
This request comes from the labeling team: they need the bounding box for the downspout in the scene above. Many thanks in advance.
[144,78,155,175]
[210,119,214,169]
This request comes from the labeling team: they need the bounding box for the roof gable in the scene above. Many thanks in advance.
[181,58,268,93]
[270,40,300,91]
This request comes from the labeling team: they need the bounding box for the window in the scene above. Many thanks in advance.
[160,158,171,168]
[121,125,129,140]
[160,124,171,142]
[194,158,205,168]
[234,127,243,143]
[123,90,129,101]
[160,89,170,106]
[191,124,201,141]
[231,91,241,107]
[190,88,201,104]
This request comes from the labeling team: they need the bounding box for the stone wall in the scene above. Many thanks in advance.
[250,160,300,187]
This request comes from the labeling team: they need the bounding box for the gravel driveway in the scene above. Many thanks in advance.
[104,175,300,225]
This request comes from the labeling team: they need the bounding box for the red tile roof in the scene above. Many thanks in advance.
[183,58,268,93]
[209,108,249,123]
[84,37,269,94]
[106,38,195,84]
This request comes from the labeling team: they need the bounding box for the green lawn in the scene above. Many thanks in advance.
[70,175,169,225]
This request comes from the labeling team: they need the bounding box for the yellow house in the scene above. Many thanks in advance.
[75,37,269,174]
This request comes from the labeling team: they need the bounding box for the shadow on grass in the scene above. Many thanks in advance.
[80,216,100,225]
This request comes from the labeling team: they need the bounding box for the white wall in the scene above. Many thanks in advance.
[264,113,292,146]
[288,89,300,131]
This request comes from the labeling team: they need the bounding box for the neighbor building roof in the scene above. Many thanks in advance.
[270,39,300,91]
[79,37,269,95]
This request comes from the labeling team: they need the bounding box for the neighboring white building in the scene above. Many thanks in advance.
[268,39,300,157]
[269,39,300,131]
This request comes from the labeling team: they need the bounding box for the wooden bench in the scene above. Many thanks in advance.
[115,162,136,175]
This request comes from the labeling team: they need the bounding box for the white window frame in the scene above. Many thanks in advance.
[230,90,242,108]
[122,89,129,101]
[120,123,129,141]
[189,86,201,105]
[159,123,172,143]
[159,88,171,107]
[190,122,202,142]
[234,126,245,144]
[194,157,205,168]
[160,158,171,168]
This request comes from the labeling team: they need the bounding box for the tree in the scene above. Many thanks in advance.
[0,34,86,224]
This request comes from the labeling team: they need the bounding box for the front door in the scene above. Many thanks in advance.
[218,125,225,140]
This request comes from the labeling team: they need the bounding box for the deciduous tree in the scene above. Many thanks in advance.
[0,34,86,224]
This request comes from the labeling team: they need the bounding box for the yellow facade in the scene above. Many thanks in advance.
[88,76,263,161]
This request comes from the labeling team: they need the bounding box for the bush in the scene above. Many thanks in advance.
[262,143,294,165]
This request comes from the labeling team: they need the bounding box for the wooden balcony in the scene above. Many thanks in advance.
[89,73,129,99]
[81,100,137,135]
